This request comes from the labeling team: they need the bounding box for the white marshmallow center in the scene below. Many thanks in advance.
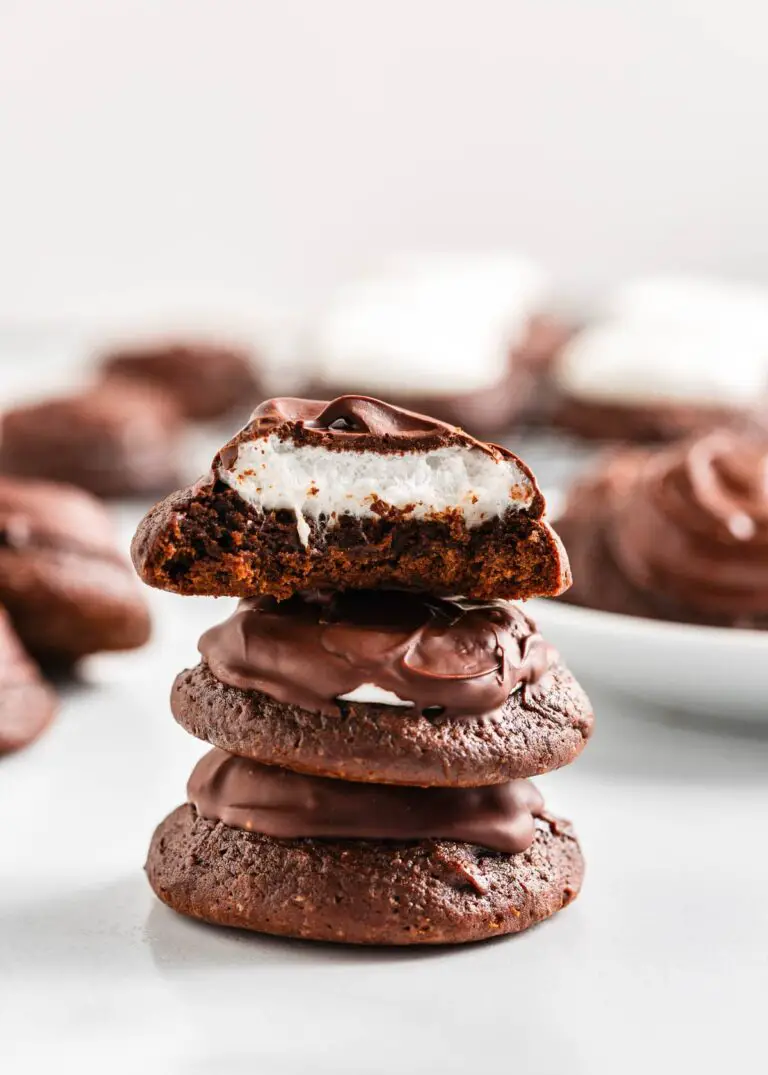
[219,434,533,546]
[337,684,414,707]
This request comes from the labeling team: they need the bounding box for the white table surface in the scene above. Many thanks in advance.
[2,488,768,1075]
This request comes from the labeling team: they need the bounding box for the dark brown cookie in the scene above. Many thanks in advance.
[133,478,570,601]
[0,476,151,663]
[0,383,183,499]
[553,394,740,444]
[131,396,570,601]
[146,803,583,945]
[0,606,57,754]
[100,340,262,421]
[171,657,593,786]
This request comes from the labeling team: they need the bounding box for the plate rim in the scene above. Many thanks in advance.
[528,596,768,652]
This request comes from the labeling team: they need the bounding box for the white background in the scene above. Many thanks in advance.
[1,0,768,319]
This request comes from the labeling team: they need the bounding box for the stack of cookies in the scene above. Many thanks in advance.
[134,395,593,945]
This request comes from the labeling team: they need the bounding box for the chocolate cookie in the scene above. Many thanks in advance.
[146,803,583,945]
[0,606,57,754]
[554,394,740,443]
[132,395,570,601]
[0,476,151,662]
[100,340,261,421]
[171,590,593,785]
[0,383,183,499]
[557,428,768,627]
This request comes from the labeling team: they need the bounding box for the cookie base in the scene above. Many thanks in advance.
[132,480,570,602]
[171,659,594,786]
[146,804,583,945]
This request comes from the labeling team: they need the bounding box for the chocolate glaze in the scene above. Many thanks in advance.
[609,429,768,621]
[215,395,545,519]
[199,590,552,719]
[188,747,545,854]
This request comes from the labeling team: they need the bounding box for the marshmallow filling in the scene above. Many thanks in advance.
[219,435,534,545]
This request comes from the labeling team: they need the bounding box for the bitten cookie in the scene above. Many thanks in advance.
[171,591,593,785]
[0,605,57,754]
[0,476,151,662]
[0,383,183,498]
[132,395,570,600]
[100,340,262,421]
[147,791,583,944]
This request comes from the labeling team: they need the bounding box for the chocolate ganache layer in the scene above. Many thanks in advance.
[188,748,545,854]
[198,589,552,719]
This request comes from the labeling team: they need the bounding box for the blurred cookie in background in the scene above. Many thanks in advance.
[0,476,151,665]
[605,274,768,330]
[0,605,58,754]
[551,320,768,442]
[306,254,570,436]
[555,426,768,628]
[551,275,768,442]
[0,382,183,498]
[99,339,262,422]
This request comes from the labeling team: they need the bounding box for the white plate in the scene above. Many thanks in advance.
[529,598,768,722]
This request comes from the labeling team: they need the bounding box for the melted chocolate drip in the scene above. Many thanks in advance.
[188,748,545,854]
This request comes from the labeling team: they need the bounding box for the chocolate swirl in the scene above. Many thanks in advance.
[198,590,552,719]
[188,748,545,854]
[610,429,768,622]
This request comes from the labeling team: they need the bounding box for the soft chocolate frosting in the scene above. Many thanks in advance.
[188,747,545,854]
[198,590,552,719]
[609,429,768,621]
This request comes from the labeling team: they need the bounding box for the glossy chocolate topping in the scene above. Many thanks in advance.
[258,395,445,437]
[188,748,545,854]
[199,590,552,718]
[610,429,768,619]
